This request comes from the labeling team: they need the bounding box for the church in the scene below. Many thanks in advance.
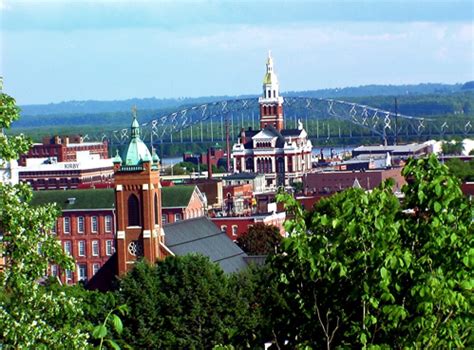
[231,53,313,187]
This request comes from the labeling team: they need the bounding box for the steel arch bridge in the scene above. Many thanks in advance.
[86,97,474,145]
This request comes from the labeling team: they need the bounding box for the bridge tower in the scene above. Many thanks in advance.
[113,109,164,276]
[258,51,284,131]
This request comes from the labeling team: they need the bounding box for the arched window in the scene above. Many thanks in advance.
[128,194,140,226]
[154,193,159,226]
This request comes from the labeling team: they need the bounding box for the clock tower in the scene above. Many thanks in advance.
[113,109,164,275]
[258,51,284,131]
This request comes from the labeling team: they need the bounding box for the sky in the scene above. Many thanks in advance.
[0,0,473,105]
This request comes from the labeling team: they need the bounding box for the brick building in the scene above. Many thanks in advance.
[211,211,286,240]
[161,185,206,224]
[31,189,116,284]
[303,168,406,194]
[19,135,108,166]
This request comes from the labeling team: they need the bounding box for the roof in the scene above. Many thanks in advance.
[280,129,303,137]
[164,217,248,273]
[353,143,429,154]
[123,116,152,166]
[223,172,260,181]
[161,185,195,208]
[31,189,115,210]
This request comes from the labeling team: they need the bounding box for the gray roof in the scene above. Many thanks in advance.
[164,217,248,273]
[353,143,428,154]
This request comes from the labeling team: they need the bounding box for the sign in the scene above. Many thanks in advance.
[64,163,80,169]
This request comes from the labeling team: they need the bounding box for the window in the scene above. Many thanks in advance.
[77,216,84,233]
[220,225,227,233]
[128,194,140,226]
[64,241,72,255]
[63,217,70,234]
[106,240,114,256]
[92,263,100,276]
[51,221,57,235]
[77,264,87,282]
[232,225,238,236]
[78,240,86,257]
[105,215,112,232]
[154,194,159,225]
[92,240,99,256]
[50,265,58,277]
[162,214,168,225]
[91,216,98,233]
[175,213,182,222]
[65,270,73,283]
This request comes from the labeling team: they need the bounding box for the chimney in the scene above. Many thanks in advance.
[207,148,213,179]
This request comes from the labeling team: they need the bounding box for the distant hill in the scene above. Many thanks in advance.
[19,83,465,116]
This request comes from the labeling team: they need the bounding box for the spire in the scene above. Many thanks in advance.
[131,105,140,139]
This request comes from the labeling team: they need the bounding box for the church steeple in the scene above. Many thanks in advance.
[114,107,164,276]
[258,51,284,131]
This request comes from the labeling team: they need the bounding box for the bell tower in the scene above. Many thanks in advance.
[113,108,164,276]
[258,51,284,131]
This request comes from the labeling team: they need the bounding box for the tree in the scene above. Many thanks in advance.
[0,86,90,348]
[442,140,463,155]
[117,255,232,349]
[270,155,473,348]
[236,223,282,255]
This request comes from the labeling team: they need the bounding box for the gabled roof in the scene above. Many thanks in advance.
[161,185,196,208]
[164,217,248,273]
[31,189,115,210]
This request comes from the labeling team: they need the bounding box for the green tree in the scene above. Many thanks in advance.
[442,140,463,155]
[117,256,232,349]
[270,155,473,348]
[0,86,90,347]
[236,223,282,255]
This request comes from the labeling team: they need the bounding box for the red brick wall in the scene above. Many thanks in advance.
[52,210,115,285]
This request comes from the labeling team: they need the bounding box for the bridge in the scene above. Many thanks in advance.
[85,97,474,146]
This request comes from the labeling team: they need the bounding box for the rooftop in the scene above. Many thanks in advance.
[31,188,115,210]
[162,185,196,208]
[164,217,248,273]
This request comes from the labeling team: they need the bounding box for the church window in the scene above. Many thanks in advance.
[128,194,140,226]
[273,90,276,98]
[154,193,159,226]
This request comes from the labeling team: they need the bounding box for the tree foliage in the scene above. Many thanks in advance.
[117,256,232,348]
[0,87,90,348]
[271,155,473,348]
[236,223,282,255]
[442,140,464,155]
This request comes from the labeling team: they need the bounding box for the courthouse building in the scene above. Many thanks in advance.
[231,53,313,187]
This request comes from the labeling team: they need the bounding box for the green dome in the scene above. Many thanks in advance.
[123,114,152,166]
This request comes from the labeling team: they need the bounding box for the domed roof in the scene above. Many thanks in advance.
[123,114,152,166]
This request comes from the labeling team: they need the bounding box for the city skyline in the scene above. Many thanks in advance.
[0,0,473,105]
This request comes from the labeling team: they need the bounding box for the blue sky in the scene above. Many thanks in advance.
[1,0,473,105]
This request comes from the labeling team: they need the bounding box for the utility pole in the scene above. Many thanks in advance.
[226,115,231,172]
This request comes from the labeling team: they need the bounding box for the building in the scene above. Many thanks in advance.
[352,143,431,159]
[231,52,313,187]
[222,172,266,194]
[183,147,226,169]
[164,217,248,273]
[19,155,114,190]
[223,183,254,216]
[303,168,406,195]
[31,189,116,284]
[211,211,286,240]
[112,113,165,276]
[189,179,223,210]
[19,135,108,166]
[161,185,206,224]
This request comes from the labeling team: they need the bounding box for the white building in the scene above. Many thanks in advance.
[231,52,313,188]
